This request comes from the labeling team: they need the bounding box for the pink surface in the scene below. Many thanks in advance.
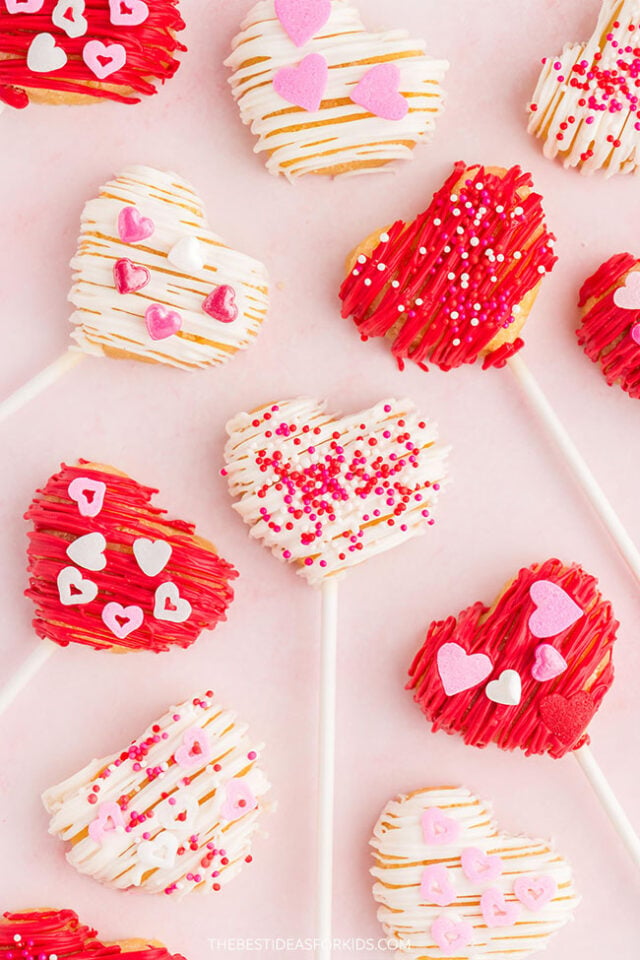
[0,0,639,957]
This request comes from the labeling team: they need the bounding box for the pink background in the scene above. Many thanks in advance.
[1,0,639,957]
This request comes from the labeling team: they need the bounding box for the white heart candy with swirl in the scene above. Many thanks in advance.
[42,693,270,898]
[371,786,579,959]
[68,166,269,370]
[223,397,449,586]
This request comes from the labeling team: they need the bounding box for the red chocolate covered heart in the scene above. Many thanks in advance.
[0,908,185,960]
[25,461,237,652]
[0,0,185,109]
[577,253,640,398]
[407,559,617,758]
[340,163,557,372]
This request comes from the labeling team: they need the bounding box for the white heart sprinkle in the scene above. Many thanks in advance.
[66,532,107,572]
[57,566,98,606]
[52,0,88,38]
[168,236,205,273]
[485,669,522,706]
[133,538,172,577]
[27,33,68,73]
[154,582,192,623]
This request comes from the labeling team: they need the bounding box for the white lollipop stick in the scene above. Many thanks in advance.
[574,744,640,869]
[317,579,338,960]
[507,355,640,582]
[0,351,84,424]
[0,639,56,716]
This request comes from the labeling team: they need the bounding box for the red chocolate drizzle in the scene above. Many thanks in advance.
[25,462,238,652]
[0,909,184,960]
[0,0,185,108]
[577,252,640,398]
[339,163,557,372]
[407,559,617,759]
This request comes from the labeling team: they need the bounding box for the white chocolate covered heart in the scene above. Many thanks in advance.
[371,786,578,960]
[42,692,270,898]
[225,0,448,180]
[527,0,640,176]
[223,398,449,585]
[68,166,269,369]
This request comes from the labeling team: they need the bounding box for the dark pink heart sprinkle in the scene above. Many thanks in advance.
[203,284,239,324]
[113,258,150,294]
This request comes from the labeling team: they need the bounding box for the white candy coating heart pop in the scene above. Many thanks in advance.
[223,396,449,957]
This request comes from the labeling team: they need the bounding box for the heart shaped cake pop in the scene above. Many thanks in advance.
[371,786,579,960]
[339,163,557,372]
[0,0,184,109]
[68,166,269,370]
[527,0,640,176]
[223,397,449,586]
[42,692,270,897]
[0,909,184,960]
[25,460,238,652]
[577,253,640,398]
[225,0,448,180]
[407,559,617,758]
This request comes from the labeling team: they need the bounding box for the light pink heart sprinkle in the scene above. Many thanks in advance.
[481,888,521,928]
[430,916,473,953]
[514,874,557,911]
[274,0,331,47]
[145,303,182,340]
[82,39,127,80]
[613,272,640,311]
[220,779,258,821]
[273,53,328,112]
[461,846,504,883]
[101,602,144,640]
[109,0,149,26]
[88,802,124,843]
[421,807,460,846]
[631,323,640,345]
[350,63,408,121]
[174,727,212,768]
[529,580,583,639]
[67,477,106,517]
[437,642,493,695]
[420,864,457,906]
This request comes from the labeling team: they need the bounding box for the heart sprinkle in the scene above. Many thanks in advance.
[273,53,329,112]
[408,558,617,758]
[372,786,579,960]
[223,398,449,586]
[203,285,239,323]
[113,258,150,295]
[43,694,270,897]
[26,461,238,653]
[577,253,640,399]
[350,63,408,121]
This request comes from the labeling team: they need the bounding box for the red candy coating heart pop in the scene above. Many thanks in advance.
[408,558,617,758]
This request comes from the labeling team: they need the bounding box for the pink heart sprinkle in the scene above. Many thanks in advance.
[145,303,182,340]
[274,0,331,47]
[461,846,503,883]
[631,323,640,345]
[117,205,155,243]
[529,580,583,639]
[421,807,460,846]
[350,63,408,121]
[613,272,640,311]
[82,40,126,80]
[514,874,557,912]
[420,864,456,907]
[481,888,521,928]
[531,643,568,682]
[113,258,150,295]
[109,0,149,26]
[174,727,212,769]
[220,778,258,821]
[430,916,473,953]
[203,284,239,323]
[88,802,124,844]
[437,642,493,696]
[67,477,106,518]
[273,53,328,112]
[101,602,144,639]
